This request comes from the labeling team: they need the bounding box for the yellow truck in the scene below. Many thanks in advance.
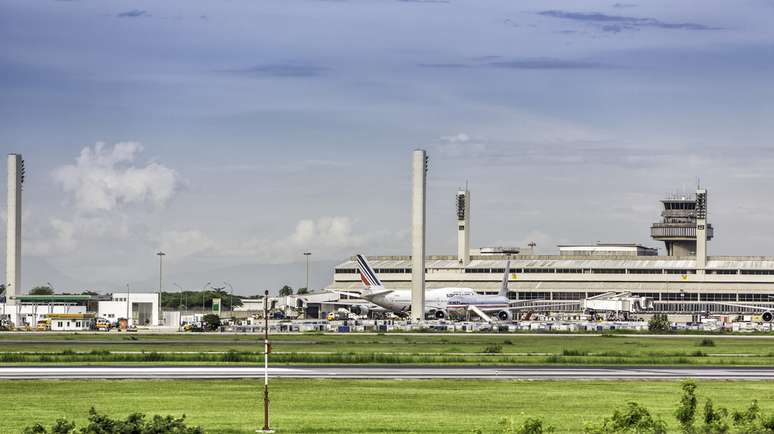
[95,318,112,331]
[36,319,50,331]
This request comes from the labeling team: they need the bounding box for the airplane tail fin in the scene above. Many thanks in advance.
[355,254,384,289]
[499,259,511,298]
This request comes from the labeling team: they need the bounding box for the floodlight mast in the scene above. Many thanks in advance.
[260,289,273,433]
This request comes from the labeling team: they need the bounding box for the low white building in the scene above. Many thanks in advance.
[98,292,160,327]
[0,295,90,327]
[49,313,95,331]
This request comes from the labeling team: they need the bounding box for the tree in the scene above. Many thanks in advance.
[675,380,698,433]
[202,314,221,331]
[296,287,309,295]
[702,398,730,433]
[279,285,293,297]
[29,286,54,296]
[648,313,671,333]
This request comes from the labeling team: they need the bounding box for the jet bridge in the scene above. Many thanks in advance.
[582,292,655,313]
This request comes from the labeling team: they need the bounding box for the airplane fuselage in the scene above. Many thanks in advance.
[365,288,510,315]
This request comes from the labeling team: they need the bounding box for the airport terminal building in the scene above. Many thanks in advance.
[329,189,774,314]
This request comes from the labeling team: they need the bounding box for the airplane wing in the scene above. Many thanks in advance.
[323,289,364,298]
[369,288,393,296]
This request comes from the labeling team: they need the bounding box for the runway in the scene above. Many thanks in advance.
[3,366,774,380]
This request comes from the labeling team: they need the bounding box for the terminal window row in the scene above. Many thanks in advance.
[652,303,774,313]
[507,292,774,302]
[335,268,774,275]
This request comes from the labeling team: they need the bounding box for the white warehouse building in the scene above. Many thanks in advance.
[97,292,160,327]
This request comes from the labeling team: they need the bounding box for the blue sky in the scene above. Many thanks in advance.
[1,0,774,294]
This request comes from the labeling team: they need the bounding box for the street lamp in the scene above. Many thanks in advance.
[260,289,273,433]
[202,281,211,312]
[303,252,312,293]
[157,251,166,294]
[173,283,184,329]
[157,252,166,327]
[174,283,184,310]
[126,283,131,328]
[224,281,234,312]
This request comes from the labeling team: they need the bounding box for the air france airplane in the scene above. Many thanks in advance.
[332,254,518,321]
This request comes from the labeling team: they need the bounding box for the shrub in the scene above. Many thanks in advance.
[515,417,554,434]
[24,408,203,434]
[561,349,587,356]
[701,398,730,434]
[496,417,554,434]
[483,344,503,354]
[698,338,716,347]
[648,314,671,333]
[732,400,774,434]
[202,314,221,331]
[584,402,666,434]
[675,381,698,433]
[142,351,164,362]
[223,350,243,363]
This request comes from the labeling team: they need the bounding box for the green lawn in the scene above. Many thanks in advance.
[2,379,774,433]
[3,333,774,365]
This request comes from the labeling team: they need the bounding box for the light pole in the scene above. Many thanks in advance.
[126,283,131,329]
[260,289,273,433]
[224,281,234,312]
[174,283,184,310]
[303,252,311,292]
[174,283,184,330]
[202,281,211,312]
[157,251,166,292]
[157,252,166,327]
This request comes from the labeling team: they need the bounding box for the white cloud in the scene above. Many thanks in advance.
[288,217,364,249]
[218,216,384,263]
[52,142,181,212]
[434,133,490,158]
[160,229,214,258]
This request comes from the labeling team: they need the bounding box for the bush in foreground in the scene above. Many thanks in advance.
[23,408,203,434]
[472,416,554,434]
[584,402,667,434]
[476,381,774,434]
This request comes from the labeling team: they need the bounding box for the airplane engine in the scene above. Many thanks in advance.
[350,305,369,316]
[427,309,446,320]
[497,310,512,321]
[763,311,773,322]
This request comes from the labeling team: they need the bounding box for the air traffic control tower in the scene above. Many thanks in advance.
[650,189,714,257]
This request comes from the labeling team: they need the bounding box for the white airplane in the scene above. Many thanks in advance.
[330,254,524,321]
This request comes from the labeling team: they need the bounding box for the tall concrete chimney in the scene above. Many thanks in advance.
[6,154,23,323]
[456,188,470,266]
[695,188,707,273]
[411,150,427,322]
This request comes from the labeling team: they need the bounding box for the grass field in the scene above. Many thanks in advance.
[3,333,774,365]
[3,379,774,433]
